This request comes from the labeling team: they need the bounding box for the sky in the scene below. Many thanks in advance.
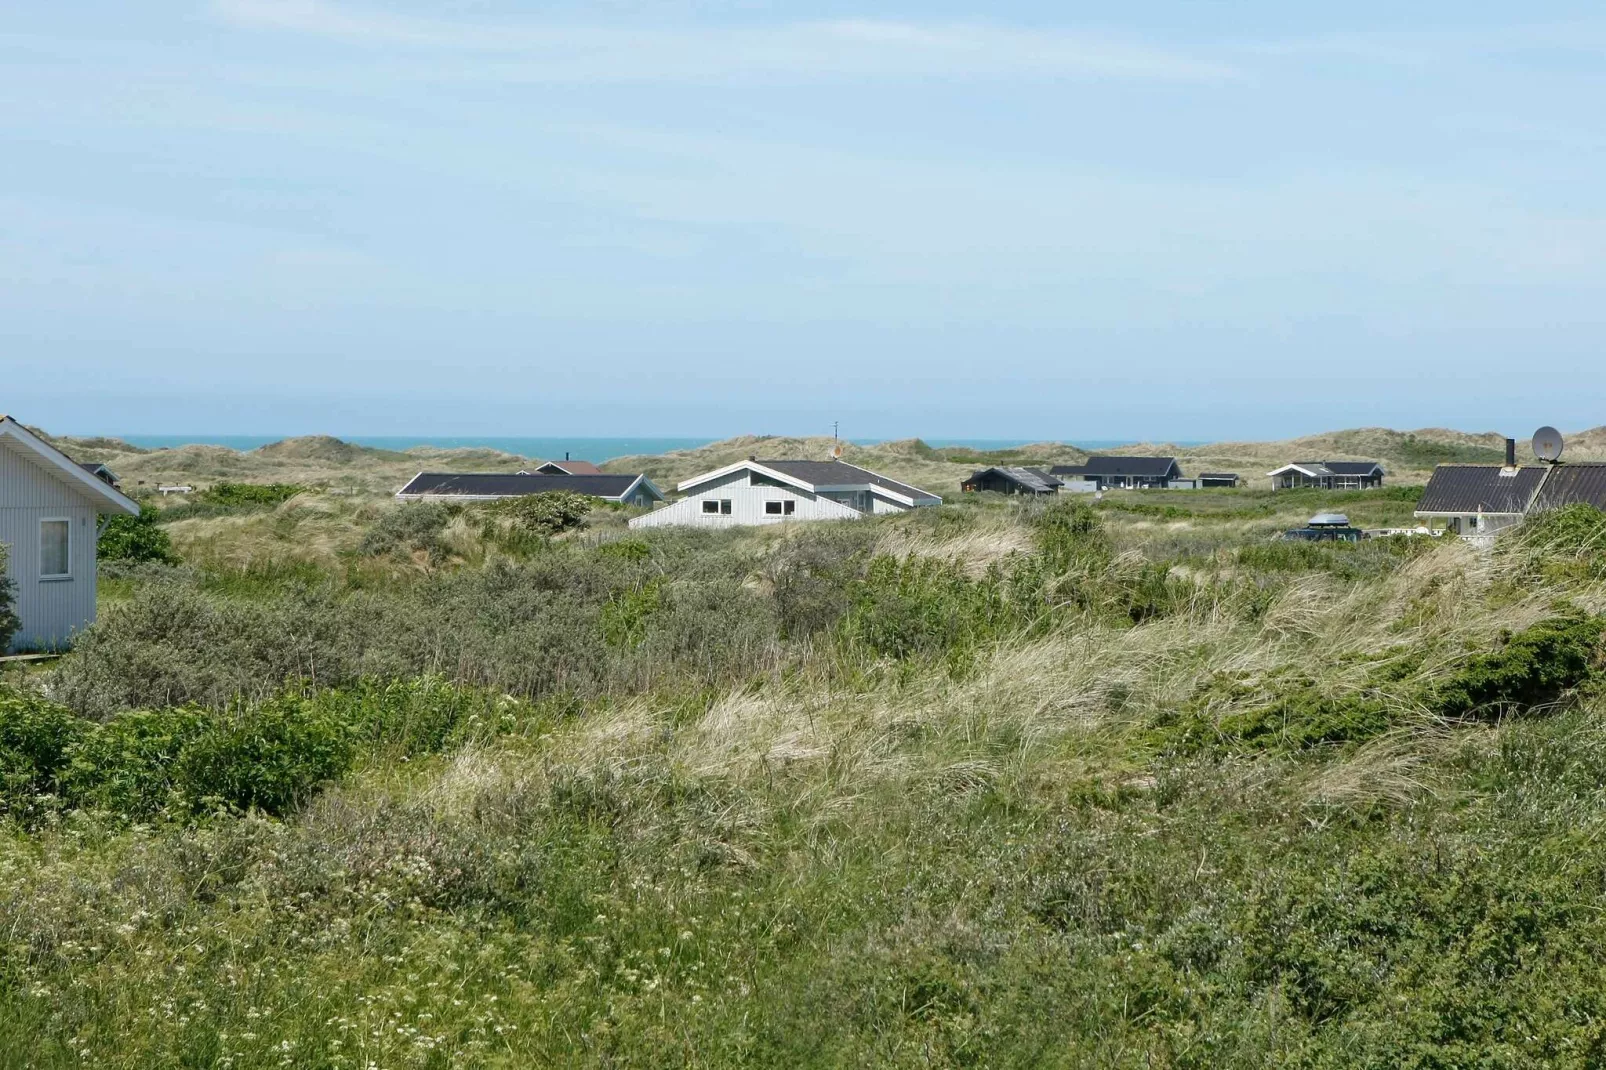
[4,0,1606,441]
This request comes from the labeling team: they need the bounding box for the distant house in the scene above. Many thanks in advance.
[1198,473,1241,488]
[1,416,141,652]
[1415,438,1606,544]
[961,467,1063,496]
[77,462,120,488]
[1050,456,1182,490]
[629,458,940,528]
[397,471,665,508]
[533,459,602,476]
[1415,464,1548,542]
[1267,461,1385,490]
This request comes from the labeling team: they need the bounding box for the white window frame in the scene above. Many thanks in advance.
[40,516,72,580]
[720,499,732,515]
[701,499,721,514]
[765,500,784,515]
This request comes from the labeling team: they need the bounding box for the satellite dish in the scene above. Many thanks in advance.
[1533,426,1565,463]
[831,444,844,459]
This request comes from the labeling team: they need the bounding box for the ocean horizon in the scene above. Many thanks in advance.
[101,434,1200,462]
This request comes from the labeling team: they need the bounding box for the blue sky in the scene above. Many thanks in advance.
[5,1,1606,440]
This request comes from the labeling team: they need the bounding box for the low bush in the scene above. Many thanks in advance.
[359,502,453,561]
[198,481,305,507]
[487,491,593,536]
[1432,612,1606,719]
[0,689,84,817]
[96,510,179,565]
[176,697,353,814]
[57,706,210,817]
[0,543,17,651]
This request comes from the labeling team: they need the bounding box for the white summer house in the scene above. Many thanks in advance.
[629,458,941,529]
[0,416,140,652]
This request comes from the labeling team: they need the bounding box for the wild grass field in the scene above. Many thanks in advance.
[7,456,1606,1067]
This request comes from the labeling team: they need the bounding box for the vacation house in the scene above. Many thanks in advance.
[629,458,940,528]
[0,416,140,651]
[397,471,665,508]
[1050,457,1183,490]
[1267,461,1386,490]
[960,467,1064,496]
[1416,438,1606,545]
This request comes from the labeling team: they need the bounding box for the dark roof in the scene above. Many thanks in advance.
[758,460,939,501]
[399,472,652,500]
[1530,463,1606,513]
[78,461,118,485]
[534,460,602,475]
[1198,472,1240,480]
[1416,465,1548,514]
[1052,456,1178,478]
[966,466,1062,493]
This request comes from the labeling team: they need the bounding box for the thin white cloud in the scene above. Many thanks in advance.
[209,0,1238,82]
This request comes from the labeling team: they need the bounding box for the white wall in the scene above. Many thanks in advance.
[630,470,865,529]
[0,440,101,651]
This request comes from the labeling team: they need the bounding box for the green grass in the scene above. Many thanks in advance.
[4,495,1606,1066]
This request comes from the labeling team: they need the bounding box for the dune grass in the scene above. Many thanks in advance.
[4,489,1606,1066]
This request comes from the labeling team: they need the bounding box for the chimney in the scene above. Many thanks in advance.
[1506,438,1516,468]
[565,451,570,461]
[748,454,757,462]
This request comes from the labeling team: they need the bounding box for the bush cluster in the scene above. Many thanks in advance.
[0,677,513,823]
[198,481,305,507]
[96,510,179,565]
[0,543,18,650]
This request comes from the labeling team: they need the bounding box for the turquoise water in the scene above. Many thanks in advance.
[108,434,1191,461]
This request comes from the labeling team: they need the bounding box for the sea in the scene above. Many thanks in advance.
[108,435,1178,462]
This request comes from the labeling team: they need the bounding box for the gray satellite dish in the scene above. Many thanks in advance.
[1533,426,1565,463]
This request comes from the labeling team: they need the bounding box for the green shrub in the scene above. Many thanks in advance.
[1432,613,1606,719]
[96,510,178,565]
[1034,499,1106,570]
[487,491,594,535]
[360,502,453,561]
[176,698,353,815]
[198,482,305,507]
[58,707,208,818]
[0,543,17,651]
[0,689,84,817]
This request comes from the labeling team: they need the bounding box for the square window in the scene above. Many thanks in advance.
[765,501,783,515]
[701,500,720,514]
[720,500,732,515]
[40,519,69,578]
[784,500,795,515]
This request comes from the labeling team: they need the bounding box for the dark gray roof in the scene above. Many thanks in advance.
[1530,463,1606,513]
[968,466,1062,493]
[1416,465,1548,514]
[1198,472,1240,480]
[398,472,655,500]
[77,461,118,485]
[1052,456,1179,478]
[758,460,940,501]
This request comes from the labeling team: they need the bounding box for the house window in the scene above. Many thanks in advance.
[765,501,783,515]
[720,499,732,515]
[702,500,720,514]
[40,519,70,578]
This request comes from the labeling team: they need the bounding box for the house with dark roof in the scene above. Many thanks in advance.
[629,457,940,528]
[1267,461,1386,491]
[1,416,141,651]
[960,466,1064,496]
[397,471,665,507]
[77,462,120,488]
[1049,456,1182,490]
[1414,464,1549,540]
[533,459,602,476]
[1198,472,1241,488]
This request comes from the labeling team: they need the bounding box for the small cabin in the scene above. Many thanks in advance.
[961,467,1062,496]
[1267,461,1385,491]
[1049,456,1182,490]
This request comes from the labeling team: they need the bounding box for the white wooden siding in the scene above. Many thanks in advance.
[630,470,864,529]
[0,440,101,651]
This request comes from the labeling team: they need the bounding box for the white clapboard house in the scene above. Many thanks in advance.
[629,457,941,528]
[1,416,140,651]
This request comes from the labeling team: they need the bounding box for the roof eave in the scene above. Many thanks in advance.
[0,417,139,515]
